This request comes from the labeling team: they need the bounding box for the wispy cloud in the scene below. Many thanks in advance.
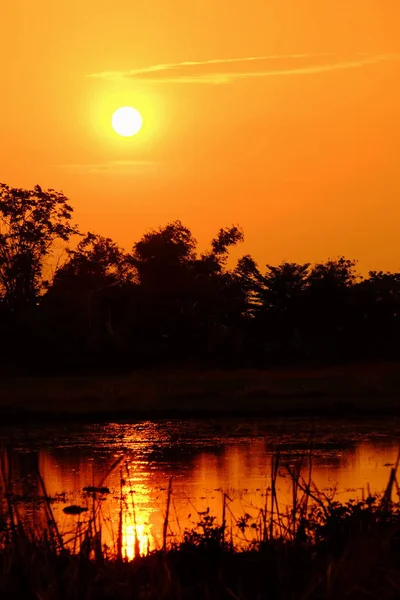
[87,52,400,84]
[58,160,157,175]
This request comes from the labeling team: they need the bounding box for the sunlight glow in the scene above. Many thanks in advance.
[111,106,143,137]
[124,520,149,559]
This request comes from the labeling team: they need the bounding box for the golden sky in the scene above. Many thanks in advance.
[1,1,399,273]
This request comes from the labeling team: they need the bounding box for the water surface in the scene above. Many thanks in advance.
[2,418,400,557]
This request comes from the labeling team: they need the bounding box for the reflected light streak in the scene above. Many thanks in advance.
[124,520,148,559]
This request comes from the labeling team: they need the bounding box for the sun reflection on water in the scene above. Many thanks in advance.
[124,520,148,559]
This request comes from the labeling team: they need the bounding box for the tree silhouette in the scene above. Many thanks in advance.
[41,233,137,369]
[132,220,196,289]
[243,262,310,363]
[51,232,136,295]
[126,221,198,362]
[308,257,359,290]
[351,271,400,359]
[261,262,310,312]
[128,222,246,364]
[1,180,400,374]
[304,257,360,359]
[0,184,79,316]
[234,255,263,315]
[210,226,244,262]
[189,228,246,363]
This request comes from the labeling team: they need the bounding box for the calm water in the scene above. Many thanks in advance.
[2,418,400,557]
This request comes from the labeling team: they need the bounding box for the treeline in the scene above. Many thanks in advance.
[0,182,399,374]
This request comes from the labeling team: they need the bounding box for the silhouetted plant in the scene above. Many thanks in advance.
[0,183,79,315]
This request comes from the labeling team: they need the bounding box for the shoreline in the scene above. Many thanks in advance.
[1,397,400,427]
[1,362,399,425]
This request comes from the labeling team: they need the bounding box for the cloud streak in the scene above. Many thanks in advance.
[88,53,400,84]
[58,160,157,175]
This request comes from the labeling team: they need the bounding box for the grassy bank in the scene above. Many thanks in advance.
[1,362,400,423]
[3,531,399,600]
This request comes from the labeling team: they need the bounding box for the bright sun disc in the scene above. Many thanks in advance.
[112,106,142,137]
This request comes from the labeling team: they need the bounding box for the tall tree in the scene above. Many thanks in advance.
[0,183,79,315]
[352,271,400,358]
[234,254,264,314]
[128,221,197,360]
[308,257,358,290]
[250,262,311,361]
[131,220,196,293]
[43,232,137,349]
[304,257,360,358]
[261,262,311,312]
[50,232,136,295]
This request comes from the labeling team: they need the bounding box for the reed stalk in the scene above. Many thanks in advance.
[163,477,173,552]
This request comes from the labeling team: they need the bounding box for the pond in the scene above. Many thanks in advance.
[1,418,400,557]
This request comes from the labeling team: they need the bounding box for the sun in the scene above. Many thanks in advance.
[111,106,143,137]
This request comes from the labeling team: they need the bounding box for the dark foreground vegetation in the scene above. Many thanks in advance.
[1,183,400,379]
[2,450,400,599]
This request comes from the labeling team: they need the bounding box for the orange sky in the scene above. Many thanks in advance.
[1,1,399,273]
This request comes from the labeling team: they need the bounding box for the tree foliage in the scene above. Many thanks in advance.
[0,184,79,314]
[52,232,136,295]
